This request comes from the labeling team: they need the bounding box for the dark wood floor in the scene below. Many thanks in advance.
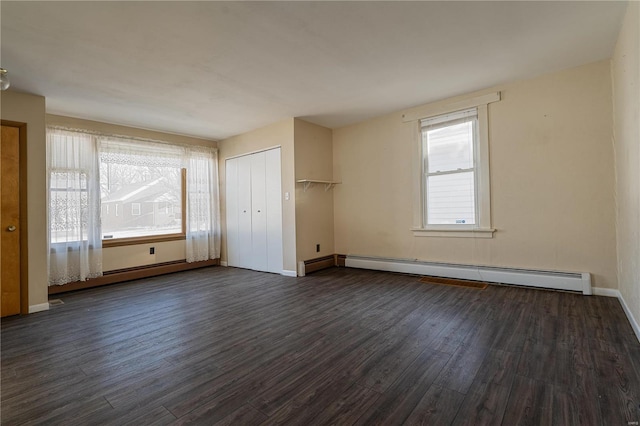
[2,266,639,425]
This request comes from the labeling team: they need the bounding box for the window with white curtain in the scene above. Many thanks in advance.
[46,127,221,285]
[47,130,102,285]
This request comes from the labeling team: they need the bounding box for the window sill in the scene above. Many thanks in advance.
[102,233,186,248]
[412,227,495,238]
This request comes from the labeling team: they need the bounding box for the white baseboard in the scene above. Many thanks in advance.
[592,287,620,297]
[281,270,297,277]
[29,303,50,314]
[345,255,592,294]
[619,293,640,343]
[220,261,228,267]
[573,287,639,343]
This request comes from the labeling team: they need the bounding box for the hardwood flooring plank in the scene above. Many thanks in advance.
[433,343,489,394]
[2,266,639,425]
[353,349,451,426]
[501,376,554,426]
[404,384,466,425]
[451,349,520,426]
[212,404,267,426]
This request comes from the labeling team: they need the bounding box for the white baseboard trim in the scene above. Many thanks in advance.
[220,261,228,267]
[619,293,640,343]
[582,287,639,343]
[592,287,620,297]
[281,270,297,277]
[345,255,592,295]
[29,303,50,314]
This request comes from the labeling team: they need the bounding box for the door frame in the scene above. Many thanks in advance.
[2,120,29,314]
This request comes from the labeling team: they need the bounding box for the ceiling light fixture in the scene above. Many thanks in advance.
[0,69,10,90]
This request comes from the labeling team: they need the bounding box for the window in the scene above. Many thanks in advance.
[422,108,478,226]
[47,126,221,285]
[99,138,186,244]
[49,170,89,244]
[131,203,141,216]
[409,92,498,238]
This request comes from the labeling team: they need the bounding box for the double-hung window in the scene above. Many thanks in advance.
[422,108,478,226]
[410,93,498,238]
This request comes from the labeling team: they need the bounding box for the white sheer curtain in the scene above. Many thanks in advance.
[47,129,102,285]
[185,146,221,262]
[47,127,221,285]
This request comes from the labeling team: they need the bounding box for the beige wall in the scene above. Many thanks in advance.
[1,91,48,308]
[294,119,335,262]
[218,119,297,273]
[103,240,186,271]
[46,115,218,272]
[333,60,618,289]
[612,2,640,329]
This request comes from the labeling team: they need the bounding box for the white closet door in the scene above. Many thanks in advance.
[226,148,283,274]
[237,154,253,269]
[265,148,283,274]
[250,151,268,272]
[225,157,240,267]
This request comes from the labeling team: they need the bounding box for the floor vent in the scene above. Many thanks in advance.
[419,276,488,290]
[48,299,64,306]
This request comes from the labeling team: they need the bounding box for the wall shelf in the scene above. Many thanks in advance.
[296,179,341,192]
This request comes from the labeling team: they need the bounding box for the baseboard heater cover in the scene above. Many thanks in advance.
[345,255,592,295]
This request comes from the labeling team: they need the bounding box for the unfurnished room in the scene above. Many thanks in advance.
[1,1,639,425]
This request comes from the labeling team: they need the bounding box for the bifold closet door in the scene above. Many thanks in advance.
[250,152,268,272]
[225,147,282,274]
[236,154,253,269]
[264,148,283,274]
[225,157,239,267]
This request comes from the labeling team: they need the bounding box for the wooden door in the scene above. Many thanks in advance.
[1,124,22,317]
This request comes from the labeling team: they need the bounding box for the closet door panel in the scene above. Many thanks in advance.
[225,158,240,267]
[237,155,253,269]
[265,148,283,274]
[250,151,268,272]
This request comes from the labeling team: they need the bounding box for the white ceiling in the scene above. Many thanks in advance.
[1,1,628,140]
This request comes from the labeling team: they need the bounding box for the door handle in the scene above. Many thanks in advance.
[7,225,16,232]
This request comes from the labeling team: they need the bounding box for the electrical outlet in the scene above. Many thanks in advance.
[150,247,155,255]
[316,244,320,253]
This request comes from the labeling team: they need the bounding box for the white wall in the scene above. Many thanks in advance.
[1,91,48,308]
[333,60,618,289]
[612,2,640,333]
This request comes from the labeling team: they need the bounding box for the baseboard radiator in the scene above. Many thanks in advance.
[345,255,592,295]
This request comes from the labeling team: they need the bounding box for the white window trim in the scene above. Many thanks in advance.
[408,92,500,238]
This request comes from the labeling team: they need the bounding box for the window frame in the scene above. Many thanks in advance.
[422,109,479,228]
[407,92,499,238]
[102,168,187,248]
